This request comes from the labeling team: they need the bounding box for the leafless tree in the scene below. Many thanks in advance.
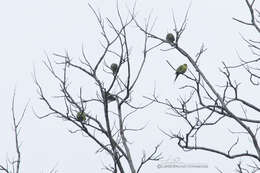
[135,0,260,172]
[33,3,161,173]
[0,90,28,173]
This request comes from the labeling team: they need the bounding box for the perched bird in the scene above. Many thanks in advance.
[110,63,118,76]
[166,33,175,43]
[76,111,86,122]
[175,64,187,81]
[106,93,116,102]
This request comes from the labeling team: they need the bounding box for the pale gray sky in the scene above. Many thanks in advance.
[0,0,257,172]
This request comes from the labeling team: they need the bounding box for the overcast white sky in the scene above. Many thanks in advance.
[0,0,258,172]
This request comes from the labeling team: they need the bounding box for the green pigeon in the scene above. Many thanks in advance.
[76,111,86,122]
[110,63,118,76]
[107,93,116,102]
[175,64,187,81]
[166,33,175,43]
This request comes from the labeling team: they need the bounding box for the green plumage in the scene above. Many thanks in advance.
[175,64,187,81]
[166,33,175,43]
[76,111,86,122]
[110,63,118,76]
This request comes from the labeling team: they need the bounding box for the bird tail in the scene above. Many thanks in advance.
[174,74,179,81]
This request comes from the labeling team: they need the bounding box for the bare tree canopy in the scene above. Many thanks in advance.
[1,0,260,172]
[136,0,260,172]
